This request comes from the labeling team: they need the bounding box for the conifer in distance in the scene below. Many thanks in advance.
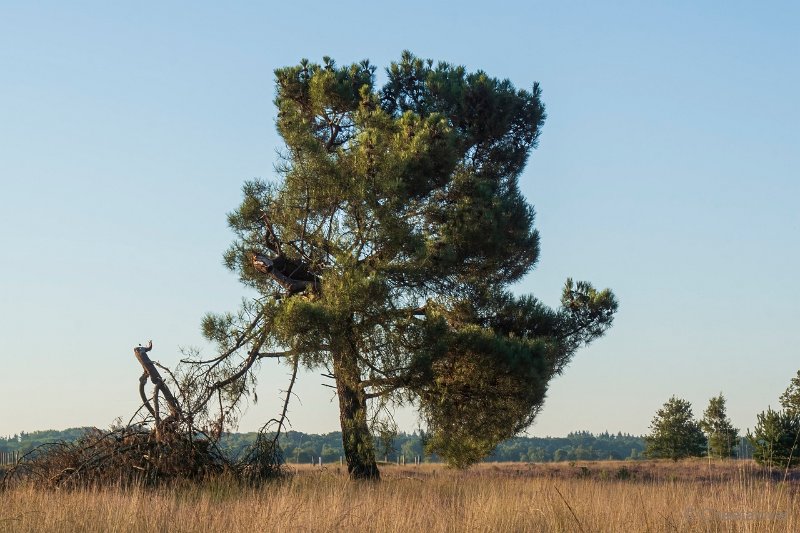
[645,396,706,460]
[699,393,739,458]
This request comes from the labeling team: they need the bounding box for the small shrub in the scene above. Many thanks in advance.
[615,466,632,480]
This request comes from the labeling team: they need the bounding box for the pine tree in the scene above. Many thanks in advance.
[779,370,800,417]
[748,371,800,469]
[644,396,707,460]
[699,393,739,459]
[189,52,617,479]
[748,407,800,469]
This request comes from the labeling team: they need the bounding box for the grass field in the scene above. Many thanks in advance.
[2,460,797,532]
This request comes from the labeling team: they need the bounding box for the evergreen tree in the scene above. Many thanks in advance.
[748,407,800,469]
[747,371,800,469]
[779,370,800,417]
[190,52,617,479]
[699,393,739,459]
[644,396,707,460]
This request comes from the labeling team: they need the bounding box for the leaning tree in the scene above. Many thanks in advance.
[186,52,618,479]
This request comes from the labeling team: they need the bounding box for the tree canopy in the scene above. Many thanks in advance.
[779,370,800,418]
[699,393,739,459]
[187,52,618,479]
[645,396,707,460]
[748,370,800,470]
[748,407,800,469]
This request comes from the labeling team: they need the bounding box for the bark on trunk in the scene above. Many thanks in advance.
[133,342,181,422]
[333,340,380,480]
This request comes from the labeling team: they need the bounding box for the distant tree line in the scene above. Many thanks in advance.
[1,428,644,464]
[485,432,646,462]
[7,369,797,467]
[219,430,647,464]
[0,428,92,456]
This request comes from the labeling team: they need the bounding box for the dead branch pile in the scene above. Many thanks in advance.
[2,422,285,490]
[2,340,288,490]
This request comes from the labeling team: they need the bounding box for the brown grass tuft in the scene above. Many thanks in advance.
[1,460,797,532]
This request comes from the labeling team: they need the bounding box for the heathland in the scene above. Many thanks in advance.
[2,460,797,532]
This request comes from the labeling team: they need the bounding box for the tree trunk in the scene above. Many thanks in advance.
[133,342,182,426]
[333,340,380,480]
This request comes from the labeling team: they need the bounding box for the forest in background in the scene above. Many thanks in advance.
[2,428,652,463]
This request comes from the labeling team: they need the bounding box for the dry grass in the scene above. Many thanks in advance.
[2,460,798,532]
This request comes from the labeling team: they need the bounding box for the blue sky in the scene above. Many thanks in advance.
[1,1,798,438]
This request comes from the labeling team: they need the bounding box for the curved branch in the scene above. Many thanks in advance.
[181,310,265,365]
[195,340,294,412]
[267,355,301,449]
[139,372,156,418]
[133,341,181,419]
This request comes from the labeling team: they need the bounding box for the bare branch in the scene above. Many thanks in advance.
[138,372,156,418]
[264,355,301,450]
[134,342,181,420]
[181,310,265,365]
[256,351,293,359]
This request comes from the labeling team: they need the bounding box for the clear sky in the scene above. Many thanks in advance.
[1,1,798,438]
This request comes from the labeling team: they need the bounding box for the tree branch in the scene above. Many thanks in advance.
[181,310,265,365]
[138,372,156,418]
[133,341,181,420]
[362,375,410,400]
[260,354,301,452]
[252,252,319,294]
